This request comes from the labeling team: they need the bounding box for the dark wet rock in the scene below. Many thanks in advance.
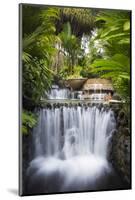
[78,102,82,107]
[88,103,91,107]
[106,107,110,112]
[111,107,120,118]
[97,104,102,111]
[109,126,130,184]
[46,103,52,109]
[92,103,95,107]
[117,111,128,127]
[108,107,131,185]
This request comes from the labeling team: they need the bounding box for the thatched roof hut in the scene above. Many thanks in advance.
[82,78,114,91]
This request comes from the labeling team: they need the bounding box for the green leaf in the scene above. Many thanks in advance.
[118,38,130,44]
[119,74,130,80]
[22,125,28,135]
[22,110,37,135]
[22,52,32,63]
[102,33,130,41]
[123,21,130,31]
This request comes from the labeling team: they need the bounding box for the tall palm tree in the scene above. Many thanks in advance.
[56,8,96,37]
[59,22,81,74]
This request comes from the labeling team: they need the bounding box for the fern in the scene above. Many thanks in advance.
[22,110,37,135]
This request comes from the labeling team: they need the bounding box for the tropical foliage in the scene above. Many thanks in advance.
[91,10,130,100]
[22,6,60,133]
[22,6,60,109]
[22,110,37,135]
[21,5,131,134]
[59,22,82,74]
[57,8,96,37]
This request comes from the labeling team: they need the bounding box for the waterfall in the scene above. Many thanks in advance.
[33,106,116,159]
[47,85,70,99]
[27,105,120,193]
[46,84,107,101]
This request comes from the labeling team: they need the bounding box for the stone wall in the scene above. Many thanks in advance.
[109,108,131,185]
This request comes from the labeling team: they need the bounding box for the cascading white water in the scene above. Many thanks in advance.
[27,105,118,193]
[47,85,70,99]
[47,84,107,101]
[33,106,116,159]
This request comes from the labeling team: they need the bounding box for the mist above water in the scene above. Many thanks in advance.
[27,154,112,193]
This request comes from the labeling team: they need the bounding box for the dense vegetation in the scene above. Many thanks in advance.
[91,11,130,100]
[21,5,131,134]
